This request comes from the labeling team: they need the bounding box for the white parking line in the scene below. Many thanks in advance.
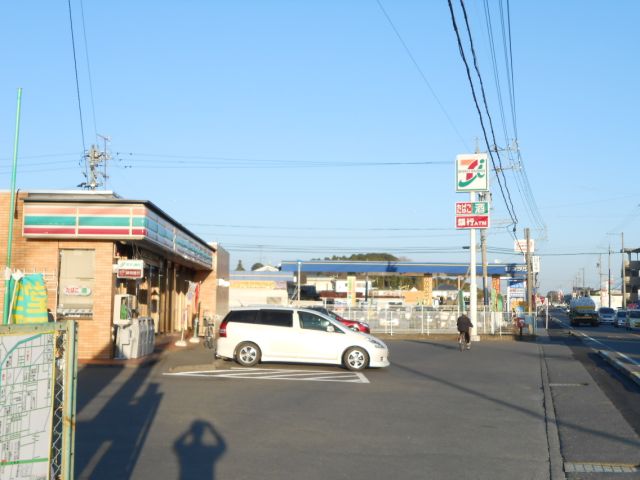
[164,368,370,383]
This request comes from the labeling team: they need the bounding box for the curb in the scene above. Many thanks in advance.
[597,350,640,388]
[551,316,640,388]
[539,345,567,480]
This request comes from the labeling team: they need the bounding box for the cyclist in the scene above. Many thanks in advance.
[457,312,473,350]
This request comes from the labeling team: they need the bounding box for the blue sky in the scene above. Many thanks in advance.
[1,1,638,295]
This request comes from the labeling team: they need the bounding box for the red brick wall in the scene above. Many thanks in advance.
[0,193,115,360]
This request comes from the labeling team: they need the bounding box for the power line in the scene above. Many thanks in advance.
[375,0,470,151]
[483,0,546,238]
[79,0,98,144]
[502,0,518,139]
[457,0,518,226]
[184,223,454,231]
[66,0,86,161]
[446,0,518,229]
[112,152,449,169]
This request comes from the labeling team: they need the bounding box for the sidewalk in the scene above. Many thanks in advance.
[78,332,216,368]
[536,320,640,476]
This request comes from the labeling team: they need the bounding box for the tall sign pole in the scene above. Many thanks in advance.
[525,228,534,335]
[456,153,489,341]
[3,88,23,325]
[469,191,478,338]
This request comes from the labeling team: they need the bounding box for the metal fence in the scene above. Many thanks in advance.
[0,320,78,480]
[330,305,516,335]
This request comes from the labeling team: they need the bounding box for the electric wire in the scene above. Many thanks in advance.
[185,223,454,231]
[66,0,87,172]
[446,0,518,229]
[375,0,470,151]
[456,0,518,227]
[497,0,546,238]
[79,0,98,143]
[483,1,545,237]
[503,0,518,139]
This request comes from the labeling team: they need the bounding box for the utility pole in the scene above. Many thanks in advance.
[608,246,611,308]
[525,227,534,334]
[598,255,603,307]
[479,193,489,310]
[621,232,626,308]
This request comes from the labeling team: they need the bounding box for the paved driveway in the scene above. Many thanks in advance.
[74,332,639,479]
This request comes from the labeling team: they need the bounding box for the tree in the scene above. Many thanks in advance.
[235,260,245,271]
[251,262,264,271]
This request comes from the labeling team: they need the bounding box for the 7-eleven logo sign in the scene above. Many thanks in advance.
[456,154,489,192]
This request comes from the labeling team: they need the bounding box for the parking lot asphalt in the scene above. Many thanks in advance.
[74,327,640,480]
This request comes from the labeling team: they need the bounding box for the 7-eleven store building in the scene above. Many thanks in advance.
[0,190,229,360]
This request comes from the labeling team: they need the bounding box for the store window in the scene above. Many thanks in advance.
[57,249,95,318]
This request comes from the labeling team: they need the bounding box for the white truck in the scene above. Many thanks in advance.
[569,296,598,326]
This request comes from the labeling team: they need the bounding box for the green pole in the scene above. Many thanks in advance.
[3,88,23,325]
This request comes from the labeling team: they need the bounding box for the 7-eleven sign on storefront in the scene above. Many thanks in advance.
[456,153,489,192]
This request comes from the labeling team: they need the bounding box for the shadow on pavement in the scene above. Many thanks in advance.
[75,365,162,479]
[173,420,226,479]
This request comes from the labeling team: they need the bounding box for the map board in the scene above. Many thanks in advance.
[0,322,77,480]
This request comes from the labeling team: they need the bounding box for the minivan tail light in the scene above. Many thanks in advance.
[219,318,229,338]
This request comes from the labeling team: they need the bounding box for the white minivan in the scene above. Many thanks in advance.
[216,306,390,371]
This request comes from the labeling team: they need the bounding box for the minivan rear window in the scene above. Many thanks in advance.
[225,310,259,324]
[259,310,293,327]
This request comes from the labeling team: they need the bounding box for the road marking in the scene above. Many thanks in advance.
[164,368,369,384]
[552,317,640,373]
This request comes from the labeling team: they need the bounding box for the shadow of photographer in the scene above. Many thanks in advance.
[173,420,226,479]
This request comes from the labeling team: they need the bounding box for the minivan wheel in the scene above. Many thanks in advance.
[343,347,369,371]
[236,342,261,367]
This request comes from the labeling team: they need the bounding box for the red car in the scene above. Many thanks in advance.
[309,307,370,334]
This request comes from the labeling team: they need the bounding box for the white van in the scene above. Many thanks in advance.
[216,306,390,371]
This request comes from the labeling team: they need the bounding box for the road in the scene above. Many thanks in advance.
[550,308,640,366]
[73,330,640,480]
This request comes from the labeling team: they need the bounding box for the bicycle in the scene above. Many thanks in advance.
[203,317,216,353]
[458,331,469,351]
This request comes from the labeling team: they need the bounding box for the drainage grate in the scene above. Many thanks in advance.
[564,462,639,474]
